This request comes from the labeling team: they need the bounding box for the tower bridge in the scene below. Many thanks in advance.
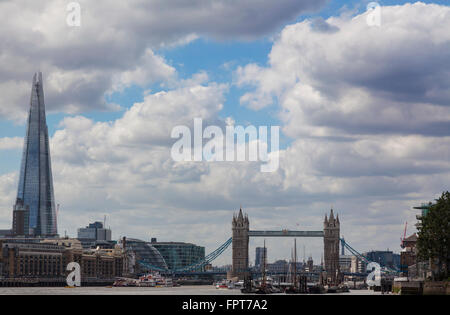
[138,207,389,283]
[248,230,324,237]
[232,208,340,285]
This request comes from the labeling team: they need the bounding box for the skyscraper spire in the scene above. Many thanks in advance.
[15,72,57,236]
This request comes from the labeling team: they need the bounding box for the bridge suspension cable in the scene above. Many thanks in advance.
[340,238,370,264]
[340,238,399,274]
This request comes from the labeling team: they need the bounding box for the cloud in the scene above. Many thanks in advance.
[49,74,229,208]
[236,2,450,137]
[310,17,340,33]
[0,137,22,150]
[111,49,177,92]
[0,172,17,228]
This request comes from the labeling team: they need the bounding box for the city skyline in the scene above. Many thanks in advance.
[0,0,449,265]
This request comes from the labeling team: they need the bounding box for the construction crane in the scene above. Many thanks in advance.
[400,222,407,249]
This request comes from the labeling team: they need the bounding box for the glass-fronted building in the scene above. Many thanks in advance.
[122,238,168,274]
[77,221,113,249]
[255,247,267,268]
[364,250,400,270]
[78,222,112,240]
[151,240,205,271]
[14,72,57,236]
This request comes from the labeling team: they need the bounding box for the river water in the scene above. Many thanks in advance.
[0,285,382,295]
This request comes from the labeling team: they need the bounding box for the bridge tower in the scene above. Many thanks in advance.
[323,208,341,285]
[231,207,249,279]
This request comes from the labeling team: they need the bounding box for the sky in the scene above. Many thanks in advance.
[0,0,449,266]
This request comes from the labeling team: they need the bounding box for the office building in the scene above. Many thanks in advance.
[0,230,12,237]
[151,239,205,271]
[120,238,168,274]
[351,256,366,273]
[255,247,267,268]
[364,250,400,270]
[339,255,353,273]
[400,234,418,276]
[13,73,57,236]
[265,260,303,274]
[77,221,113,249]
[306,256,314,272]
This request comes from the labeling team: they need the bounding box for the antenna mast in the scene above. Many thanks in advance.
[262,239,267,289]
[294,239,298,289]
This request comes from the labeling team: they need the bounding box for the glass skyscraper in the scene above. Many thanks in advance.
[14,72,57,236]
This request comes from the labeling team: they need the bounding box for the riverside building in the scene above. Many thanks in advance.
[0,238,124,284]
[151,238,205,271]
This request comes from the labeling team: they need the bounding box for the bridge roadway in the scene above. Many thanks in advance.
[248,230,324,237]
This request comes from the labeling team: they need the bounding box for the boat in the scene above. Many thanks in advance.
[241,275,257,293]
[284,239,307,294]
[113,272,174,287]
[230,280,244,289]
[137,274,156,287]
[307,282,325,294]
[214,279,243,289]
[146,272,174,287]
[325,284,349,293]
[253,240,277,294]
[255,286,272,294]
[113,277,138,287]
[215,280,230,289]
[240,286,257,294]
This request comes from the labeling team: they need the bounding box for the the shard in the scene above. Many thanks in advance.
[14,72,57,236]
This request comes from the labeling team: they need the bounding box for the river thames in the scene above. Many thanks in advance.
[0,286,383,295]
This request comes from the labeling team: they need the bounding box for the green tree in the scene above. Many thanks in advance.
[417,191,450,280]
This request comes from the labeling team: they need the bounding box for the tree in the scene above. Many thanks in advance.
[417,191,450,280]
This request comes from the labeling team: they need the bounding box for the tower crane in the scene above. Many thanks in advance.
[400,222,407,248]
